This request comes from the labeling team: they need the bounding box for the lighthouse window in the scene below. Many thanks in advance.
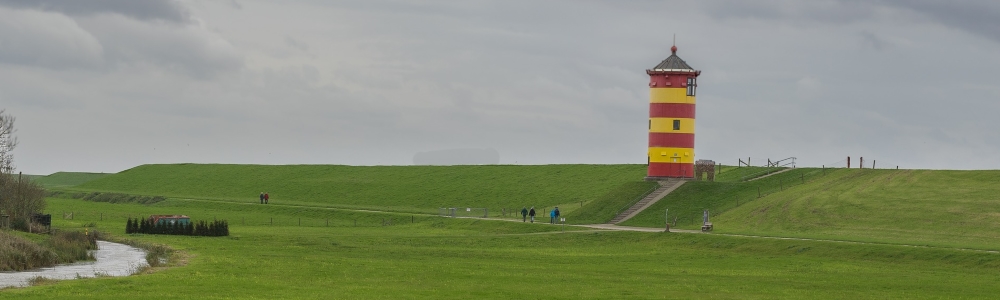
[673,120,681,130]
[686,77,696,96]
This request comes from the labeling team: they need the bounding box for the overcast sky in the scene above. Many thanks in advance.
[2,0,1000,175]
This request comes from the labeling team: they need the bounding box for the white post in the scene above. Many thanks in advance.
[665,209,670,232]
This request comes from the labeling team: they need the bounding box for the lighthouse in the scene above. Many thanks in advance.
[646,45,700,180]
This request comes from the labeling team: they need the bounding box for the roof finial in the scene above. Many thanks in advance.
[671,34,677,54]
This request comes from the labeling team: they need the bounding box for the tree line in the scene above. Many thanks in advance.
[125,217,230,237]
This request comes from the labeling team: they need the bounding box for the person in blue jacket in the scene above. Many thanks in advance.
[549,208,556,224]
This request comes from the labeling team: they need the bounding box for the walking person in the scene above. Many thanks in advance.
[550,207,556,224]
[264,192,270,204]
[554,206,561,224]
[528,207,536,223]
[521,207,528,222]
[259,192,264,204]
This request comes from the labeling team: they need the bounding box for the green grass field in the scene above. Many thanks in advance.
[6,164,1000,298]
[6,198,1000,299]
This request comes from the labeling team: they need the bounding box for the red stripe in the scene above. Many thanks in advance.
[647,73,697,88]
[647,162,694,178]
[650,103,695,118]
[648,133,694,148]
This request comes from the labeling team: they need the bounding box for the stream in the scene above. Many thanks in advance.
[0,241,148,289]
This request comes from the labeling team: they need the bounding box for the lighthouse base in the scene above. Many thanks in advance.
[646,162,694,179]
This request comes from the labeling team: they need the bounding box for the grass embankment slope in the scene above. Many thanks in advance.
[625,167,1000,250]
[32,172,110,188]
[7,197,1000,298]
[69,164,654,223]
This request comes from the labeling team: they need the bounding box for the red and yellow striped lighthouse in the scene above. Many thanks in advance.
[646,45,700,180]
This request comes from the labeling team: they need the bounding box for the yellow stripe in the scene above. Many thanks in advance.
[650,88,696,104]
[649,118,695,134]
[648,147,695,163]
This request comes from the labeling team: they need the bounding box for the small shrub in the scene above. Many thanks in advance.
[27,276,58,286]
[45,191,166,205]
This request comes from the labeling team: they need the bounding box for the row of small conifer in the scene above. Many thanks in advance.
[125,217,229,236]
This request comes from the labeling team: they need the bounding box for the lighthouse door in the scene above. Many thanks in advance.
[671,156,681,177]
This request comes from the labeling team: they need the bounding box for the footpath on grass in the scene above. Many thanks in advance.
[164,196,1000,254]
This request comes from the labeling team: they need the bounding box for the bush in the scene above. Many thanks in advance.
[0,229,97,272]
[0,173,46,230]
[45,191,166,205]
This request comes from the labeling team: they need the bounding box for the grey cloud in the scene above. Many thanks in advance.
[75,15,244,77]
[700,0,1000,44]
[858,31,889,51]
[700,0,879,24]
[876,0,1000,43]
[0,5,242,77]
[0,0,189,22]
[0,7,103,69]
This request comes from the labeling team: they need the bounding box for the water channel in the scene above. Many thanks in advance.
[0,241,148,289]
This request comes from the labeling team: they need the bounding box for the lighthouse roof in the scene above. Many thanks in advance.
[649,46,696,72]
[651,54,694,71]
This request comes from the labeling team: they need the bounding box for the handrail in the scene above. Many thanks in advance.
[741,157,796,181]
[613,184,660,217]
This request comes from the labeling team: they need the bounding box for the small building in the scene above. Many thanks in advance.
[149,215,190,226]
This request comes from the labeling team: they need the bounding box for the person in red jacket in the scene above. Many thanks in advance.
[264,192,270,204]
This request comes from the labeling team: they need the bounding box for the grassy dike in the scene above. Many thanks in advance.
[5,197,1000,299]
[624,168,1000,250]
[68,164,650,216]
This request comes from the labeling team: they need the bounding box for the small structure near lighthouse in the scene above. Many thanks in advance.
[646,44,700,180]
